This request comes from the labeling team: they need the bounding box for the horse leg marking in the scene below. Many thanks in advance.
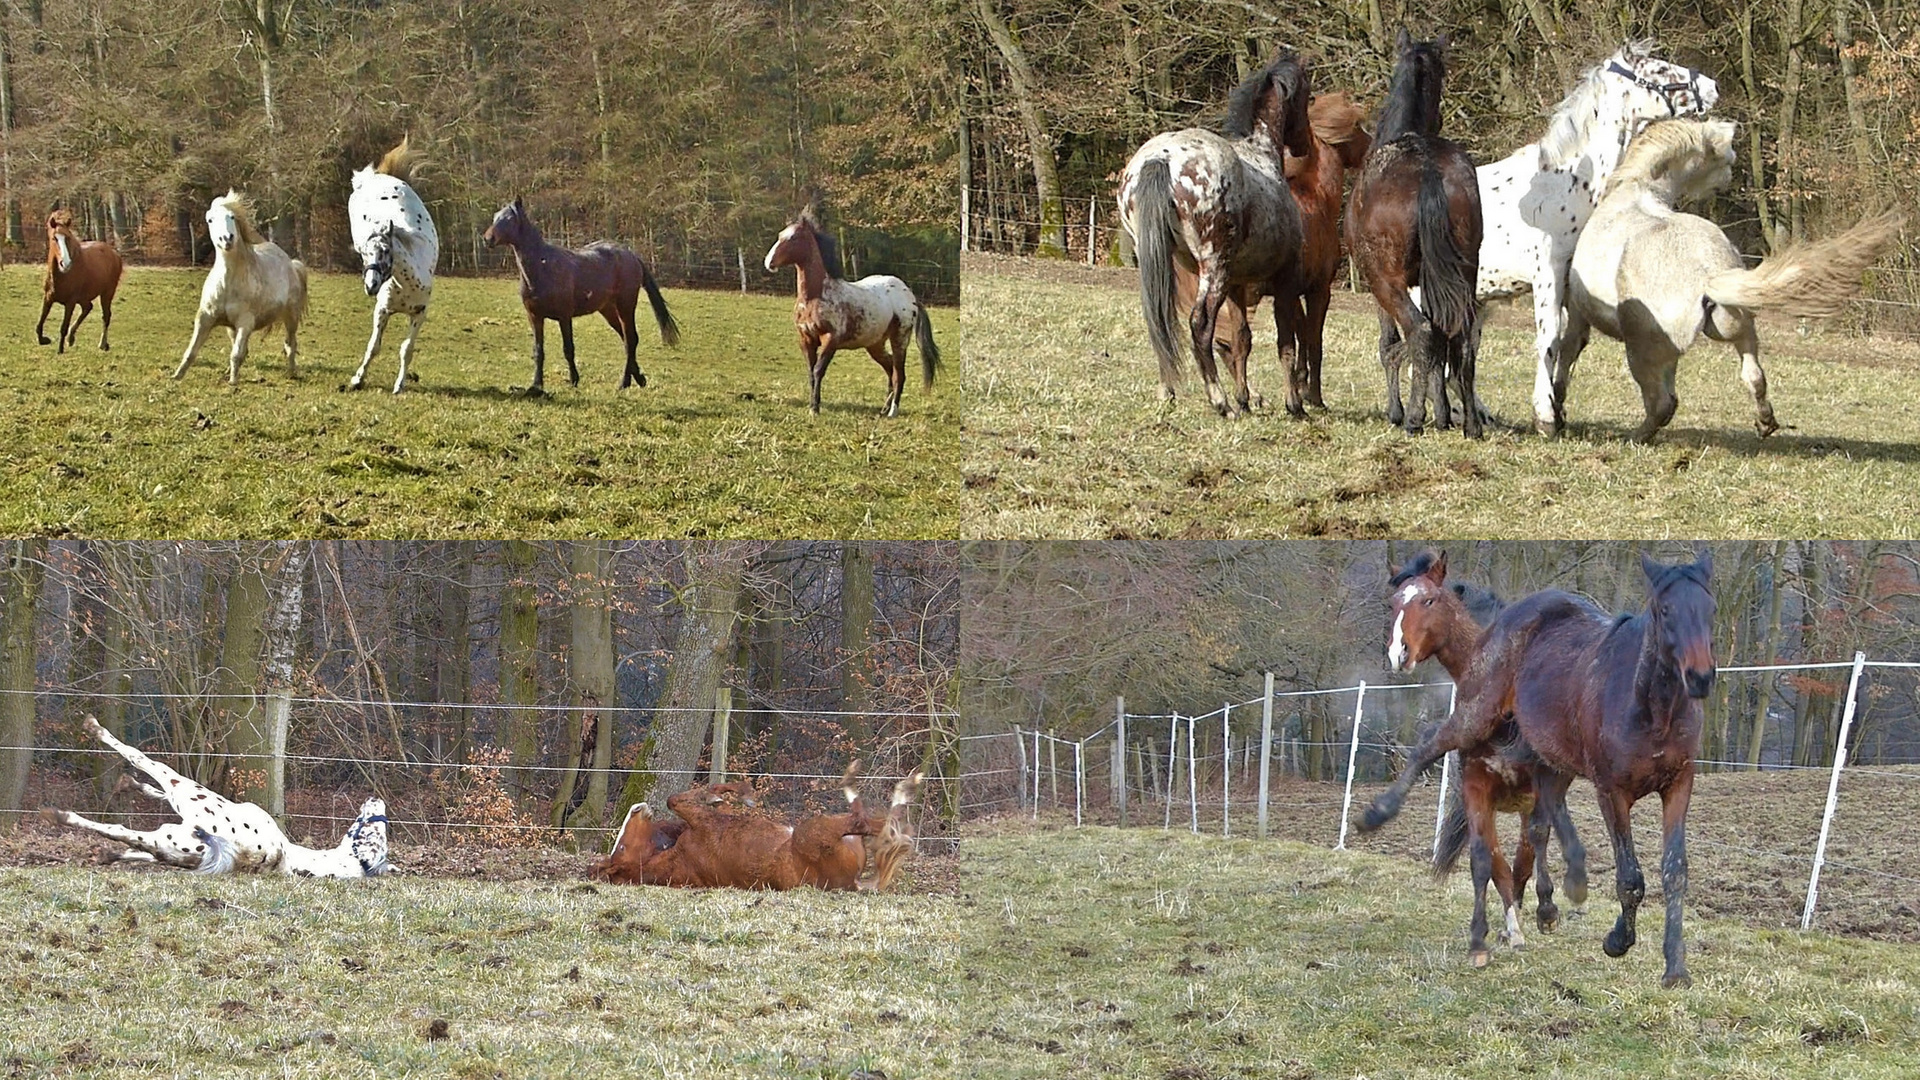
[1731,320,1777,437]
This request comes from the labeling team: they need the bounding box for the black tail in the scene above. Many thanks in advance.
[914,303,940,389]
[1432,786,1470,879]
[641,263,681,347]
[1131,159,1184,393]
[1414,160,1475,339]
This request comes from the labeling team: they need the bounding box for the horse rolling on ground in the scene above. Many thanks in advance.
[1119,50,1314,419]
[483,196,680,396]
[172,191,309,385]
[1362,547,1717,987]
[347,137,440,393]
[1172,92,1372,415]
[1468,43,1717,435]
[1561,118,1903,441]
[38,209,123,354]
[764,212,940,417]
[1385,551,1589,967]
[43,716,390,877]
[1345,30,1482,437]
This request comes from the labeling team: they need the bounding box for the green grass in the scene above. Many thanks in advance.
[0,267,957,538]
[961,254,1920,538]
[9,827,1915,1078]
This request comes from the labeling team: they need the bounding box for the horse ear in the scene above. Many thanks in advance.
[513,195,524,211]
[1694,543,1713,578]
[1430,551,1448,584]
[1394,27,1411,53]
[1641,551,1663,582]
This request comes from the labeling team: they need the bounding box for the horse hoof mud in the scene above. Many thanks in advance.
[1603,926,1635,958]
[1470,950,1491,968]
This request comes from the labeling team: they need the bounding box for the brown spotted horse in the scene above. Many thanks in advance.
[43,716,389,878]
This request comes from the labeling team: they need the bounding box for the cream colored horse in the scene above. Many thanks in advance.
[173,191,309,385]
[1562,119,1902,441]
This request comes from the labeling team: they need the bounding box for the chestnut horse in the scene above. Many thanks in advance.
[763,211,940,417]
[1173,93,1372,415]
[37,209,123,354]
[1344,31,1482,436]
[1385,552,1588,966]
[1362,548,1715,987]
[1119,50,1313,418]
[483,197,681,396]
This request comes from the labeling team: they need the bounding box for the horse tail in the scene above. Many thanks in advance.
[289,259,310,323]
[1131,157,1186,393]
[191,828,237,875]
[1703,210,1904,318]
[914,303,941,389]
[1414,158,1476,339]
[1431,785,1471,880]
[375,135,421,181]
[640,261,681,346]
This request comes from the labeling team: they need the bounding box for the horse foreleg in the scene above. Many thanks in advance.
[227,322,256,385]
[174,313,216,379]
[56,304,75,356]
[98,293,113,352]
[526,314,547,396]
[1302,286,1331,410]
[68,300,93,349]
[1599,787,1643,960]
[559,318,579,388]
[36,296,55,346]
[1625,342,1682,444]
[1530,249,1566,436]
[282,317,299,377]
[393,310,427,395]
[1658,769,1694,989]
[869,343,902,418]
[349,307,394,392]
[811,341,838,416]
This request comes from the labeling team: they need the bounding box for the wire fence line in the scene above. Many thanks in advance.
[0,686,955,719]
[968,653,1918,932]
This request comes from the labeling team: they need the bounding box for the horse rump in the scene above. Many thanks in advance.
[914,303,941,389]
[1129,157,1186,394]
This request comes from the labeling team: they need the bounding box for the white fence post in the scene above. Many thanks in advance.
[1115,697,1128,824]
[1335,682,1368,851]
[1165,715,1179,830]
[1258,672,1274,839]
[1803,650,1868,930]
[1073,739,1085,826]
[1221,702,1231,837]
[1032,728,1041,821]
[1013,726,1027,810]
[1433,684,1458,859]
[1086,198,1097,267]
[1188,711,1199,834]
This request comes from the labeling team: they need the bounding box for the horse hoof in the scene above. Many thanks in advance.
[1662,970,1692,990]
[636,374,648,389]
[1469,950,1490,968]
[1538,909,1559,933]
[37,335,50,346]
[523,386,547,400]
[1603,928,1634,958]
[1756,417,1779,438]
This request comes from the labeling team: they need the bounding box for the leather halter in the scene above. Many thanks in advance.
[1605,60,1705,115]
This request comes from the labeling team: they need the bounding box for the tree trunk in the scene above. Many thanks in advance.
[1738,2,1775,248]
[840,541,876,751]
[439,543,473,762]
[220,544,305,814]
[558,542,616,831]
[498,540,540,804]
[1778,0,1807,240]
[0,539,46,819]
[629,544,747,808]
[0,22,19,248]
[1831,0,1877,184]
[974,0,1067,257]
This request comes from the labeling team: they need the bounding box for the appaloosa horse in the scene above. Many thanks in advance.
[37,209,123,354]
[1345,31,1482,436]
[764,211,940,417]
[1363,548,1717,987]
[483,196,681,396]
[347,137,440,394]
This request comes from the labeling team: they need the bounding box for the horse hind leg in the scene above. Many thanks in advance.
[41,809,207,868]
[606,304,645,390]
[67,300,95,350]
[1712,309,1778,437]
[869,343,902,418]
[56,304,75,355]
[1189,275,1234,418]
[1626,342,1682,443]
[98,293,113,351]
[282,316,300,376]
[559,318,580,388]
[1302,287,1331,410]
[227,323,256,386]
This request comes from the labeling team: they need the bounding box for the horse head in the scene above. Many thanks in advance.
[359,221,395,296]
[1224,51,1314,161]
[46,209,76,272]
[1608,43,1717,120]
[343,797,391,875]
[205,192,253,255]
[483,197,530,250]
[1641,547,1717,699]
[1386,549,1465,672]
[765,212,841,278]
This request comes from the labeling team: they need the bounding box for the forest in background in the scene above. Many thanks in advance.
[0,0,961,301]
[963,541,1920,784]
[0,540,959,841]
[964,0,1920,320]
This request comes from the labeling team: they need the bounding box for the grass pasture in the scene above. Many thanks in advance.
[962,254,1920,538]
[0,267,957,538]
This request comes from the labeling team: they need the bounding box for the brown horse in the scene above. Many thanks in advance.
[763,211,940,417]
[1173,93,1372,415]
[38,209,123,354]
[482,197,680,397]
[1385,552,1589,967]
[1344,31,1482,436]
[1363,547,1715,987]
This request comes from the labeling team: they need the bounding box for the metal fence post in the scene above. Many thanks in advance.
[1259,672,1274,839]
[1165,715,1179,830]
[1116,697,1128,825]
[1433,684,1458,859]
[1074,740,1085,826]
[1335,682,1368,851]
[1221,703,1231,837]
[1803,651,1868,930]
[1187,710,1199,834]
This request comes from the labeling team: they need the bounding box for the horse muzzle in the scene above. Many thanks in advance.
[363,270,386,296]
[1684,667,1716,699]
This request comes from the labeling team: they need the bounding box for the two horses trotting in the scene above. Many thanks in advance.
[1345,31,1482,436]
[1363,547,1717,987]
[1561,119,1903,441]
[347,137,441,394]
[172,191,309,385]
[1120,51,1314,418]
[764,211,940,417]
[38,209,123,354]
[483,196,680,396]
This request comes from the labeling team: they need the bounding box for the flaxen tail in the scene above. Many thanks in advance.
[1703,211,1905,317]
[375,135,422,181]
[914,303,941,389]
[1130,158,1186,394]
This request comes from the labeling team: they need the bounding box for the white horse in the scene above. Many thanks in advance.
[1470,44,1718,434]
[172,191,308,385]
[348,137,440,394]
[1564,119,1903,441]
[44,717,390,877]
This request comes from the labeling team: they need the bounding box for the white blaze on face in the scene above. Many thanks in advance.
[55,235,72,273]
[1386,583,1419,670]
[765,225,796,272]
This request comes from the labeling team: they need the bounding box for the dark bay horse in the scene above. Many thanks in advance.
[763,212,940,417]
[1363,548,1715,987]
[1344,31,1482,436]
[1173,92,1372,416]
[483,197,680,396]
[1119,50,1314,418]
[38,209,123,354]
[1386,551,1588,967]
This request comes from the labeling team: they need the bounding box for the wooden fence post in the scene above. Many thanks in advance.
[709,686,732,783]
[266,689,291,819]
[1013,725,1027,809]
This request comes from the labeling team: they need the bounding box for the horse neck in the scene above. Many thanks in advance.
[1566,95,1637,185]
[1628,611,1689,730]
[1429,603,1482,681]
[1375,75,1439,144]
[793,246,831,302]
